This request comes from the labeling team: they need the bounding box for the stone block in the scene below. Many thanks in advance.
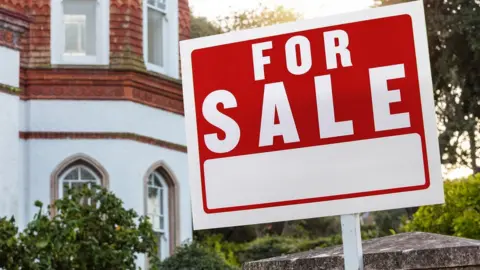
[243,232,480,270]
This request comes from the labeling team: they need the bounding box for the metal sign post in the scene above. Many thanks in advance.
[341,214,364,270]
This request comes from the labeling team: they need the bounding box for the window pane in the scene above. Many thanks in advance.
[147,186,157,199]
[153,190,161,216]
[147,187,162,231]
[80,167,96,181]
[147,0,155,6]
[147,174,153,186]
[64,18,85,54]
[160,189,164,215]
[148,8,164,67]
[153,215,161,231]
[63,0,96,56]
[71,181,85,190]
[153,174,162,187]
[160,216,164,230]
[64,168,79,180]
[156,232,163,260]
[156,0,166,11]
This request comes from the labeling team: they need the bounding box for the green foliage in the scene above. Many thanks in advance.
[195,225,258,244]
[236,235,341,264]
[403,174,480,239]
[0,185,159,270]
[372,209,408,236]
[377,0,480,173]
[218,4,302,32]
[159,241,237,270]
[193,217,398,265]
[300,217,341,238]
[192,216,408,265]
[196,233,242,267]
[190,13,224,39]
[190,4,302,40]
[0,217,19,267]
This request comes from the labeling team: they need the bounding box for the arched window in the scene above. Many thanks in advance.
[144,162,179,265]
[51,154,109,209]
[147,171,169,261]
[59,163,101,204]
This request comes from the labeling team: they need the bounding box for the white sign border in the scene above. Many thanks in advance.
[180,0,444,230]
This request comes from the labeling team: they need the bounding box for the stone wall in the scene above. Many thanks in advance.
[244,232,480,270]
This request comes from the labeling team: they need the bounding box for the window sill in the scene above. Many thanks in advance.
[50,64,110,69]
[52,55,108,66]
[146,62,179,81]
[146,62,166,74]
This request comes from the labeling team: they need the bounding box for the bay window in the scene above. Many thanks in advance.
[51,0,109,65]
[144,0,179,78]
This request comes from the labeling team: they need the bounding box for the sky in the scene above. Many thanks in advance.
[190,0,376,21]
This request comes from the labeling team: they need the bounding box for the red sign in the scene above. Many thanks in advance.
[181,1,443,230]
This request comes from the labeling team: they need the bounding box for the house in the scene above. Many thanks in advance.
[0,0,192,266]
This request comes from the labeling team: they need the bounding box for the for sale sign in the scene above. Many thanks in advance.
[180,1,444,230]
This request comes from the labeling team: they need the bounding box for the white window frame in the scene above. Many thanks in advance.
[146,171,170,262]
[58,164,101,204]
[51,0,110,65]
[143,0,179,79]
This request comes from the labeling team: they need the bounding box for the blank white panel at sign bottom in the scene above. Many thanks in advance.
[204,133,426,209]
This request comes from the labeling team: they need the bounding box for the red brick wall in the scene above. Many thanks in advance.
[22,68,184,114]
[179,0,190,41]
[0,7,29,50]
[17,0,190,69]
[0,0,25,13]
[20,131,187,152]
[178,0,190,77]
[11,0,190,114]
[22,0,50,68]
[110,0,144,69]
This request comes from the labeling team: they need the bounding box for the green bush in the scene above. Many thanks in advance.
[196,233,242,267]
[403,173,480,239]
[0,217,19,267]
[159,241,237,270]
[237,235,342,264]
[0,185,159,270]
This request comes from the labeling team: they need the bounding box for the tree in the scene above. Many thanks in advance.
[0,185,159,269]
[218,4,302,32]
[190,12,224,39]
[190,4,301,40]
[372,209,408,236]
[190,3,301,39]
[376,0,480,174]
[403,173,480,239]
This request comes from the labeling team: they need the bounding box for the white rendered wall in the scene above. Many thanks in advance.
[0,92,21,222]
[21,99,191,266]
[23,100,186,146]
[0,47,20,88]
[24,139,192,266]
